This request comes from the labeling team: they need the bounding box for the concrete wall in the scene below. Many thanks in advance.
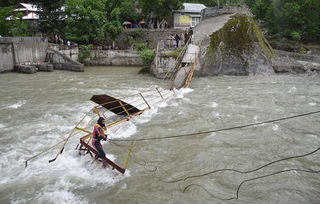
[49,44,79,61]
[46,47,84,72]
[151,55,176,79]
[87,50,142,66]
[99,29,184,49]
[0,37,48,65]
[0,43,14,73]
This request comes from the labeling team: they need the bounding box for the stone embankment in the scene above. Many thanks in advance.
[86,49,142,66]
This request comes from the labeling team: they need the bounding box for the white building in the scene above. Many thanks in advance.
[173,3,206,29]
[6,3,40,20]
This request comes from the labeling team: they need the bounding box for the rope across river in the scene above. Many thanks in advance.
[110,110,320,142]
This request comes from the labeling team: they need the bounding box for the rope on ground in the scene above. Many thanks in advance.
[111,110,320,142]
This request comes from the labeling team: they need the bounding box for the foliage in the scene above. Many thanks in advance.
[0,6,12,36]
[208,14,274,60]
[117,0,141,22]
[134,42,147,51]
[8,13,29,36]
[104,21,123,41]
[78,44,93,64]
[245,0,320,43]
[291,31,301,42]
[138,49,155,74]
[163,48,183,58]
[139,0,182,19]
[64,0,107,44]
[28,0,66,35]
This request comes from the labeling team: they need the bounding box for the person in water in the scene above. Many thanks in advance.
[92,117,108,162]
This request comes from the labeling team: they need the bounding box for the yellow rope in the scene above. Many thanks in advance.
[123,141,135,169]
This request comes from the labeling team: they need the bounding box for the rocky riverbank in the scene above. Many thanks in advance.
[150,12,320,79]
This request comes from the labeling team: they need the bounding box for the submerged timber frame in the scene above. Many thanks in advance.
[75,89,167,174]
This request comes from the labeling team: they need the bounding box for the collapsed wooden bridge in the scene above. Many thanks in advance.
[25,40,199,173]
[25,88,173,174]
[161,37,200,90]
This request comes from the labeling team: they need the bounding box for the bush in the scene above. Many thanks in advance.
[291,31,301,42]
[135,42,147,51]
[138,49,155,74]
[163,48,183,58]
[78,44,92,64]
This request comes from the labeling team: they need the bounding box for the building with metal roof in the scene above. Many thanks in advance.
[173,3,206,29]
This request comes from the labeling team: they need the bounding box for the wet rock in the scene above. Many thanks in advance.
[199,14,275,76]
[272,57,306,74]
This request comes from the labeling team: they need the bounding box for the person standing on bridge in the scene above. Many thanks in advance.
[174,34,180,48]
[92,117,108,167]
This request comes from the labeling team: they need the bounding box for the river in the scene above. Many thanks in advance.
[0,66,319,204]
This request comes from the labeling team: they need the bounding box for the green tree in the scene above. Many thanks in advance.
[299,0,320,41]
[246,0,320,42]
[250,0,271,20]
[0,6,13,36]
[64,0,107,44]
[27,0,65,34]
[139,0,182,19]
[104,0,124,47]
[8,13,29,36]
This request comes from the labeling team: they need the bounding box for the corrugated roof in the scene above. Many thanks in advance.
[14,3,39,12]
[176,3,206,13]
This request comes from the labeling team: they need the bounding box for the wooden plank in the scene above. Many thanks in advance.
[91,95,141,116]
[78,108,148,173]
[80,140,126,174]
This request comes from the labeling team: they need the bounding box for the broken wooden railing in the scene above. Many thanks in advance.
[25,87,173,174]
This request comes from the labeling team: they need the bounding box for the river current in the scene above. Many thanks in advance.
[0,66,319,204]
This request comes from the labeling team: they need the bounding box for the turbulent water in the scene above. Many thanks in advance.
[0,67,319,204]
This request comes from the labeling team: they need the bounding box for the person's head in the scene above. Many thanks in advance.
[97,117,105,127]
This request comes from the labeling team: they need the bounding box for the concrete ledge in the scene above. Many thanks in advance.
[62,63,84,72]
[36,63,54,72]
[14,64,37,74]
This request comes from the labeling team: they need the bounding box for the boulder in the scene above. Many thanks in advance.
[199,14,275,76]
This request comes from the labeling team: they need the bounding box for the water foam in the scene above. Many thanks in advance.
[211,102,218,108]
[272,124,279,131]
[0,86,191,203]
[288,86,297,93]
[7,100,27,109]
